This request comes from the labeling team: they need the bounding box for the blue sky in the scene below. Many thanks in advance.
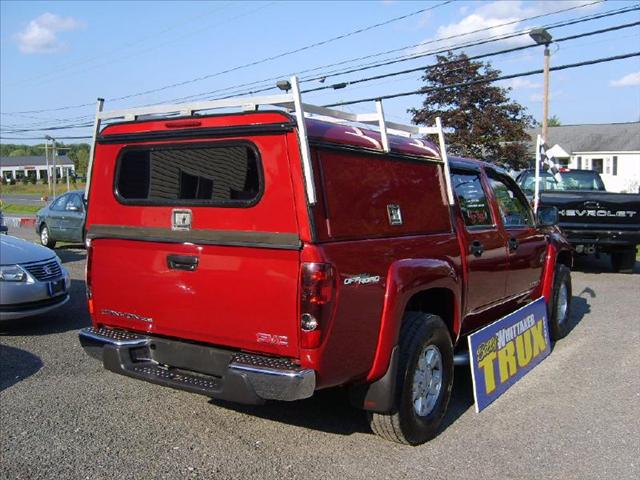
[1,0,639,143]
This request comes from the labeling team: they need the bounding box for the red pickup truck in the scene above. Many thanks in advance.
[79,97,572,445]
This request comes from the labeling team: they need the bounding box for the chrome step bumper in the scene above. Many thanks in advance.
[79,326,315,403]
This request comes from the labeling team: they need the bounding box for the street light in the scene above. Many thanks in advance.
[529,28,553,142]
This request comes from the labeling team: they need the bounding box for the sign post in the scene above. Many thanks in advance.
[534,134,542,213]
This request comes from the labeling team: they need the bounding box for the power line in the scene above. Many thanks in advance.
[301,3,640,83]
[106,1,453,103]
[301,20,640,94]
[0,1,451,116]
[189,5,640,101]
[0,122,94,134]
[3,4,638,132]
[180,2,639,102]
[0,0,623,118]
[4,50,638,135]
[163,0,613,103]
[0,136,92,141]
[323,51,640,107]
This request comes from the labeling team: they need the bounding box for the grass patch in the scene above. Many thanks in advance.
[0,203,41,215]
[0,182,85,196]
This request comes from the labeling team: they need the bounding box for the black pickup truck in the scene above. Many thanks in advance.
[517,169,640,273]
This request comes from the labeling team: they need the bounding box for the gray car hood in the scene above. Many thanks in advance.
[0,235,56,265]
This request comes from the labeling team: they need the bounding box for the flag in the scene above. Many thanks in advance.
[533,134,561,212]
[537,138,561,181]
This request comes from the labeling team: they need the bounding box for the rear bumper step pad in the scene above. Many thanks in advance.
[79,326,315,403]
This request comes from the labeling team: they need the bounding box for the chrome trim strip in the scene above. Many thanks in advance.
[228,362,314,379]
[87,225,301,250]
[79,328,150,347]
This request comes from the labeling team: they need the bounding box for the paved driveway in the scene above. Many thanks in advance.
[1,227,638,480]
[0,194,46,206]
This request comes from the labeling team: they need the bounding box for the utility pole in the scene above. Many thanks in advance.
[44,139,51,197]
[529,28,553,141]
[48,136,57,199]
[542,44,550,141]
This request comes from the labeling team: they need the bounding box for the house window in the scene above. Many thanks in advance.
[576,156,582,169]
[613,156,618,176]
[591,158,603,174]
[559,158,570,167]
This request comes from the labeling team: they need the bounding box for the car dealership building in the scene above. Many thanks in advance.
[0,155,75,181]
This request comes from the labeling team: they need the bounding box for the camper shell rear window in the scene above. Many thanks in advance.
[114,142,262,207]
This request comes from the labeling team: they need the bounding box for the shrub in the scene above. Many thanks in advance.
[9,178,16,185]
[29,176,37,185]
[21,177,29,185]
[41,176,48,185]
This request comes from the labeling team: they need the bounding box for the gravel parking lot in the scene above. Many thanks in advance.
[1,226,639,480]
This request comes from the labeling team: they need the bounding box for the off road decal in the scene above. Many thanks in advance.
[343,274,381,286]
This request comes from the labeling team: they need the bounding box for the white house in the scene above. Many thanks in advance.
[0,155,75,182]
[527,122,640,193]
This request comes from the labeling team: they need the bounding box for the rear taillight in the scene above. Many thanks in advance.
[85,238,94,315]
[300,262,336,349]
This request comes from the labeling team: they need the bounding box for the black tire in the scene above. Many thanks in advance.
[368,312,453,445]
[611,250,636,274]
[548,264,572,341]
[39,223,56,249]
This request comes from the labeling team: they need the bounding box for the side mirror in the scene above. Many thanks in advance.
[537,206,558,226]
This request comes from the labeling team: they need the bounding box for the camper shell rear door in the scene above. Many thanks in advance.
[86,112,308,358]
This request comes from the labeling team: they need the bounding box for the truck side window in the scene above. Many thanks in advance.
[488,175,534,228]
[452,172,493,228]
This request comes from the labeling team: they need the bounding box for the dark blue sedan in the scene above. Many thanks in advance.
[35,190,86,248]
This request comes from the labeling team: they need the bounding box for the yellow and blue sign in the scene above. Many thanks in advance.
[468,297,551,412]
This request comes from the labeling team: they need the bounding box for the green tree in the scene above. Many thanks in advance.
[547,115,562,127]
[409,51,534,169]
[8,148,28,157]
[65,143,90,175]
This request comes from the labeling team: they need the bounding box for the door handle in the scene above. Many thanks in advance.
[167,254,199,271]
[508,237,519,252]
[470,240,484,257]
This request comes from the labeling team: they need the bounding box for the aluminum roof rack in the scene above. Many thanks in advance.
[86,76,454,206]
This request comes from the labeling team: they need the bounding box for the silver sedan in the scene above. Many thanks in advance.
[0,235,70,321]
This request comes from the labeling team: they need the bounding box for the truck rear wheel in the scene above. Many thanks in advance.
[368,312,453,445]
[548,264,572,341]
[611,250,636,273]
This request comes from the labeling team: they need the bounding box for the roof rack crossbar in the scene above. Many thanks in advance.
[86,76,455,207]
[96,93,296,122]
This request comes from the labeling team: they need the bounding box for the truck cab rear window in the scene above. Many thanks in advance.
[452,172,493,228]
[115,144,261,206]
